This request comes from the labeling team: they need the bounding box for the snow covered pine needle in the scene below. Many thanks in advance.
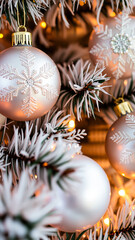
[58,59,110,121]
[3,122,81,186]
[0,170,60,240]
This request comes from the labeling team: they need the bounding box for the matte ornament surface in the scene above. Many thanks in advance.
[53,155,110,232]
[0,46,61,121]
[106,113,135,179]
[89,13,135,80]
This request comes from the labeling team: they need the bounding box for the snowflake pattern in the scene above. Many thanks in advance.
[120,149,135,164]
[0,48,59,117]
[90,13,135,80]
[110,114,135,164]
[111,34,131,54]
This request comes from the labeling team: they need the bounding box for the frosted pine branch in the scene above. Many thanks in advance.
[0,170,60,240]
[0,0,133,29]
[57,59,110,121]
[32,109,87,142]
[3,122,81,185]
[88,201,135,240]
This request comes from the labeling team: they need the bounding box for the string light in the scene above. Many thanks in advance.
[104,217,110,226]
[0,33,4,39]
[79,0,86,6]
[124,79,128,86]
[68,119,75,131]
[40,21,47,29]
[42,162,48,167]
[118,189,126,197]
[35,174,38,179]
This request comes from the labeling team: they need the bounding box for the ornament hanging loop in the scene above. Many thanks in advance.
[17,25,27,32]
[12,0,32,47]
[17,0,26,28]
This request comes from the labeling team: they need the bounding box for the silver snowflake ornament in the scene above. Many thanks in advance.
[111,33,131,54]
[89,13,135,80]
[0,47,60,120]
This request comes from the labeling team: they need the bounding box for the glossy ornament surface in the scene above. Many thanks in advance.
[0,46,61,121]
[89,13,135,80]
[53,155,111,232]
[106,112,135,179]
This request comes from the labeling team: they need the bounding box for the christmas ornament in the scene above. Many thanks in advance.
[105,100,135,179]
[53,155,111,232]
[89,13,135,80]
[0,27,61,121]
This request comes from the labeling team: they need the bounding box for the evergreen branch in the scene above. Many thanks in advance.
[0,170,60,240]
[2,122,81,186]
[0,0,133,29]
[31,108,87,142]
[57,59,110,121]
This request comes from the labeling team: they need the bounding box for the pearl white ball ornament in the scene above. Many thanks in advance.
[106,101,135,179]
[89,13,135,80]
[0,29,61,121]
[53,155,111,232]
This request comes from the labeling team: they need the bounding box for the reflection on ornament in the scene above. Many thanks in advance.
[89,13,135,80]
[53,155,110,232]
[0,28,61,121]
[106,102,135,179]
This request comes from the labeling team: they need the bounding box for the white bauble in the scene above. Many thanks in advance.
[89,13,135,80]
[53,155,111,232]
[0,46,61,121]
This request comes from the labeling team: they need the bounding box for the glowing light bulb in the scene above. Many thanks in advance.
[68,119,75,131]
[124,80,128,86]
[43,162,48,167]
[35,174,38,179]
[0,33,4,39]
[104,218,110,226]
[40,21,47,29]
[79,0,86,6]
[118,189,126,197]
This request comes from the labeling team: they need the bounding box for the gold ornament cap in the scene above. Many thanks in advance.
[114,98,133,117]
[12,26,32,46]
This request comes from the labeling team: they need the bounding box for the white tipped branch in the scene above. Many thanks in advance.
[58,59,110,121]
[0,170,60,240]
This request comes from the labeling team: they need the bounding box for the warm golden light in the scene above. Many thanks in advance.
[35,174,38,179]
[43,162,48,167]
[124,80,128,86]
[118,189,126,197]
[40,21,47,29]
[0,33,4,39]
[68,119,75,130]
[122,173,125,177]
[104,217,110,226]
[79,0,86,6]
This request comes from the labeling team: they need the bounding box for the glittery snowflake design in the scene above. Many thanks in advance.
[120,149,135,164]
[0,48,59,117]
[111,34,131,54]
[110,114,135,164]
[90,13,135,80]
